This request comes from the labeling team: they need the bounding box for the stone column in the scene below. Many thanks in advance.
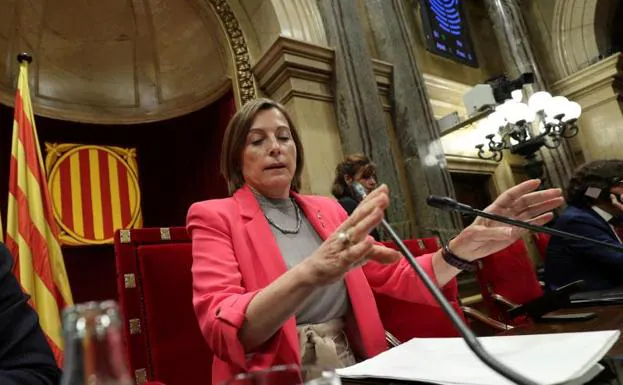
[483,0,576,188]
[315,0,411,232]
[363,0,463,238]
[253,37,342,198]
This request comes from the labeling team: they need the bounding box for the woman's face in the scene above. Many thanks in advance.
[347,167,377,194]
[241,108,297,199]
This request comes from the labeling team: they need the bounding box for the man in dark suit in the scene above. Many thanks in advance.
[0,242,62,384]
[545,160,623,291]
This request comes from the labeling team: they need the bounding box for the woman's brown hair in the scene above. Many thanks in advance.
[331,154,377,198]
[220,98,305,194]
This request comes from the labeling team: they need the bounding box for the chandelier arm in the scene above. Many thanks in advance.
[543,134,562,149]
[562,124,579,138]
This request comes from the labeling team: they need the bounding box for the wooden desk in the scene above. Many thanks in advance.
[502,304,623,355]
[342,305,623,384]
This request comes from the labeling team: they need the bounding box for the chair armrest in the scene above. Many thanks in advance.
[461,306,513,332]
[385,330,401,348]
[491,293,517,309]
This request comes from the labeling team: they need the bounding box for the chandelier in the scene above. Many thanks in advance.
[475,91,582,162]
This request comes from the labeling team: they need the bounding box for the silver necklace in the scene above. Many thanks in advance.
[264,198,302,234]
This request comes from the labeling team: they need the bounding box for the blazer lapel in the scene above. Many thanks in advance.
[235,186,288,283]
[234,186,301,364]
[291,192,333,241]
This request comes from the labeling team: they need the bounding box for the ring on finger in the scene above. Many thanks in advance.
[337,231,353,247]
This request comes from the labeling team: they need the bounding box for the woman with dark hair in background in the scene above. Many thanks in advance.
[332,154,380,240]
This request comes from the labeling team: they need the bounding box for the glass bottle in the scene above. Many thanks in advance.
[60,301,133,385]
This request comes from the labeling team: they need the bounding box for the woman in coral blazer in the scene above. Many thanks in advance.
[187,98,563,385]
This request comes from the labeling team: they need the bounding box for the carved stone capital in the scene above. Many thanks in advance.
[253,36,334,104]
[551,54,619,107]
[371,59,393,111]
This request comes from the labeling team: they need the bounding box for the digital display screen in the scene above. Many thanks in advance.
[420,0,479,68]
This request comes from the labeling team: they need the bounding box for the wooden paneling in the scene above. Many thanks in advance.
[0,0,232,124]
[39,0,136,106]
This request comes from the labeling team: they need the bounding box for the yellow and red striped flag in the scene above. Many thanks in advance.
[5,56,73,365]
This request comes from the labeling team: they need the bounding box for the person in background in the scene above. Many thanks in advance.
[332,154,380,240]
[545,159,623,291]
[0,242,62,385]
[187,98,563,385]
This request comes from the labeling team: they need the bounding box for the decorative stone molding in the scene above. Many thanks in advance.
[421,73,470,119]
[551,0,603,78]
[270,0,328,46]
[209,0,257,105]
[445,155,498,174]
[613,53,623,106]
[551,53,621,162]
[253,36,334,104]
[371,59,393,111]
[551,54,618,107]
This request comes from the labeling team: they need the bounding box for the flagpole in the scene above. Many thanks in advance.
[7,51,73,366]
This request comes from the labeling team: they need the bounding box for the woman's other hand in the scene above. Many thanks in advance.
[301,185,399,286]
[449,179,564,261]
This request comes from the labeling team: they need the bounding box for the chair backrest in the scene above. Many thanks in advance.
[475,239,543,324]
[533,233,551,262]
[420,237,442,253]
[114,227,212,385]
[381,239,427,255]
[376,239,462,341]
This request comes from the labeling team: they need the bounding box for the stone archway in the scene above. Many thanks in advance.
[551,0,619,79]
[204,0,329,106]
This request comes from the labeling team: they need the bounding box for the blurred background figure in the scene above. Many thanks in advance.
[0,242,61,385]
[332,154,380,240]
[545,159,623,291]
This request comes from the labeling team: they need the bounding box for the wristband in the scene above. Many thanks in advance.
[441,241,477,272]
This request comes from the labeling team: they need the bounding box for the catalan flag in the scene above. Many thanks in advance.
[5,55,73,365]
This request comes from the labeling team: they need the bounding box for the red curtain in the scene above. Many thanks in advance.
[0,89,235,303]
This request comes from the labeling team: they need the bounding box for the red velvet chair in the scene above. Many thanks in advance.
[475,238,543,326]
[114,227,212,385]
[420,237,442,253]
[375,239,463,341]
[533,233,551,262]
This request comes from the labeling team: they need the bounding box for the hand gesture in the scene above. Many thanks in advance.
[449,179,564,261]
[610,193,623,213]
[301,185,399,286]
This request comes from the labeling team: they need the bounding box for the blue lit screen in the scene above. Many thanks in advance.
[420,0,478,67]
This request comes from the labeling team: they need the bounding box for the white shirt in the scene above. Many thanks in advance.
[591,205,622,243]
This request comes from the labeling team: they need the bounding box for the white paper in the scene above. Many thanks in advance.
[337,330,619,385]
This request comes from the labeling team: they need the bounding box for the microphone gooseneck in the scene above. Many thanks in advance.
[426,195,623,253]
[351,183,537,385]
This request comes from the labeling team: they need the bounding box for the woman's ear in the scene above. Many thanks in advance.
[344,175,353,185]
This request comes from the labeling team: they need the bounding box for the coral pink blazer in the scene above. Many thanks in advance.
[187,185,454,385]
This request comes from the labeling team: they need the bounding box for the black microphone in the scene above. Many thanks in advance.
[426,195,623,253]
[350,183,537,385]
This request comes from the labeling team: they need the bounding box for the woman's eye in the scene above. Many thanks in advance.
[278,136,290,141]
[251,138,263,146]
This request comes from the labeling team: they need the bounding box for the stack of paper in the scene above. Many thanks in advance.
[337,330,620,385]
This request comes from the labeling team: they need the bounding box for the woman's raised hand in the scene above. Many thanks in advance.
[449,179,564,261]
[301,184,399,286]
